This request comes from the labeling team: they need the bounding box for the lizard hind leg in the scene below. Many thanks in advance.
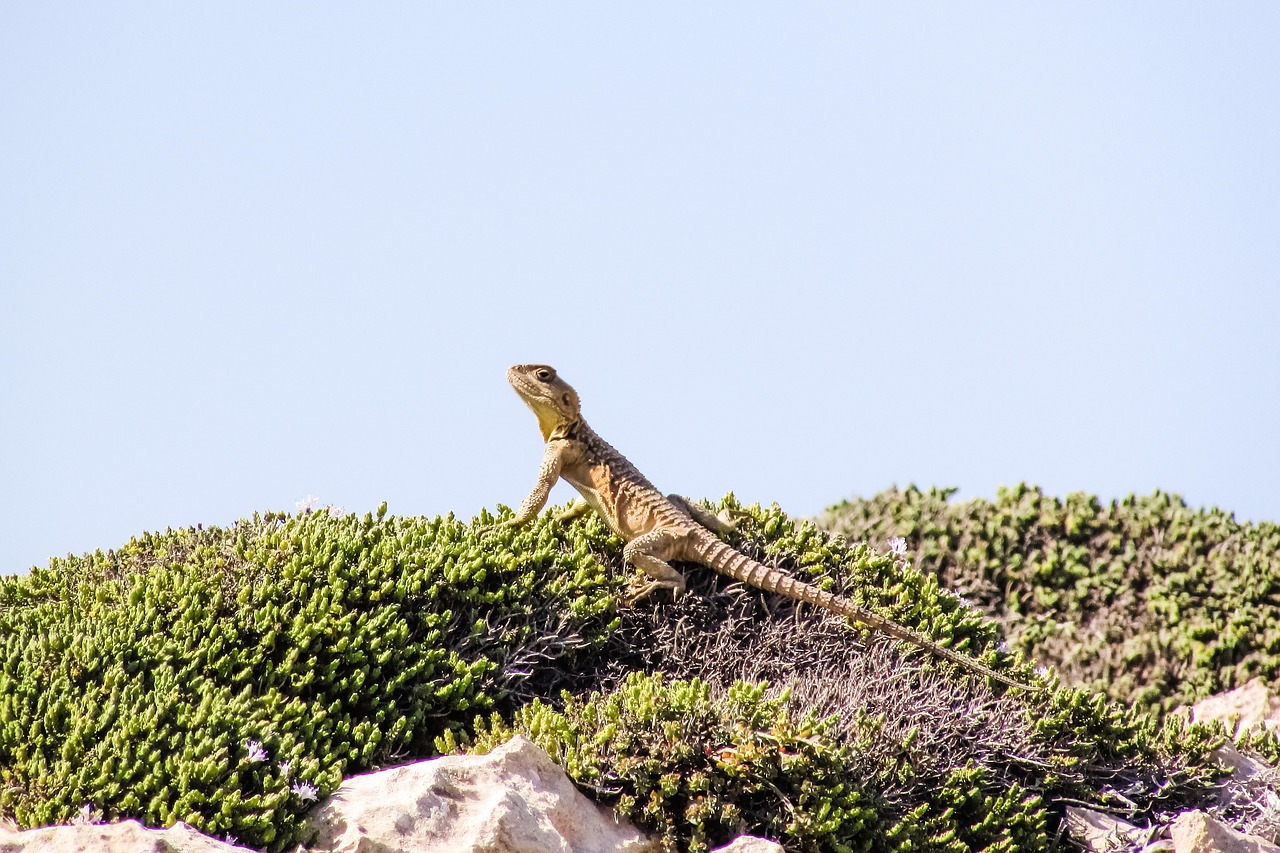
[554,498,594,523]
[668,495,738,536]
[622,529,689,605]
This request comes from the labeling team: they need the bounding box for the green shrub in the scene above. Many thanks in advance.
[455,672,1054,853]
[818,484,1280,715]
[0,503,618,850]
[0,492,1242,851]
[448,497,1225,852]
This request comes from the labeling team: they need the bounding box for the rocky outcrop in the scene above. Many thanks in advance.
[1184,679,1280,735]
[709,838,784,853]
[1170,811,1280,853]
[0,820,248,852]
[1062,806,1146,852]
[0,737,782,853]
[304,735,660,853]
[6,729,1272,853]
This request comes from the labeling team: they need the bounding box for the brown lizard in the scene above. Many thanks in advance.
[503,363,1032,691]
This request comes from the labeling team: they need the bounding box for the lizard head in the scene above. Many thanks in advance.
[507,364,581,442]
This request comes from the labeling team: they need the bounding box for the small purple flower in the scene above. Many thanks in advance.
[291,781,318,802]
[327,505,347,518]
[888,537,908,557]
[245,740,268,763]
[295,495,320,513]
[278,760,292,777]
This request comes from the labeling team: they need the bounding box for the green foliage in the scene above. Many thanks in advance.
[455,672,1052,853]
[572,497,1226,849]
[700,495,1028,685]
[0,504,618,850]
[819,484,1280,715]
[0,490,1248,851]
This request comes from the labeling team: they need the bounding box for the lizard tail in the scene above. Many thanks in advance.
[694,536,1034,692]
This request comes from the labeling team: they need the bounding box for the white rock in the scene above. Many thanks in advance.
[1063,805,1146,852]
[304,734,660,853]
[1214,746,1273,784]
[1170,810,1280,853]
[1185,680,1280,735]
[710,837,784,853]
[0,820,248,852]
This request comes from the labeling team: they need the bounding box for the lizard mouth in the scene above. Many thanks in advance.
[507,366,561,417]
[506,366,540,401]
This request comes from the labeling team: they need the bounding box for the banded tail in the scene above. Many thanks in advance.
[693,535,1033,691]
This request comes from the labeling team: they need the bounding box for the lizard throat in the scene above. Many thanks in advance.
[536,409,579,443]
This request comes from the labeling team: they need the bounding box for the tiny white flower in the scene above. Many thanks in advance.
[1035,665,1051,678]
[74,803,101,825]
[296,495,321,513]
[245,740,268,763]
[888,537,908,557]
[278,760,292,777]
[327,505,347,518]
[291,781,319,802]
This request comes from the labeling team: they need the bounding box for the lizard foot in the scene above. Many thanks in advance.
[624,578,686,606]
[715,509,745,532]
[554,499,594,523]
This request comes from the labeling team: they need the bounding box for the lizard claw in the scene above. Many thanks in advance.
[623,579,686,606]
[623,580,655,606]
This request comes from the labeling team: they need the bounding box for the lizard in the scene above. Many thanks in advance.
[502,363,1033,691]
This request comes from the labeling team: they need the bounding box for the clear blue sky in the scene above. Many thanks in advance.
[3,5,1278,574]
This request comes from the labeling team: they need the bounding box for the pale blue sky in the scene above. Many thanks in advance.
[3,4,1278,574]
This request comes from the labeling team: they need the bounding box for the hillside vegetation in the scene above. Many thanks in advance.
[819,484,1280,716]
[0,490,1272,851]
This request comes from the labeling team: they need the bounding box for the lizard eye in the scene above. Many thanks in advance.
[535,368,554,382]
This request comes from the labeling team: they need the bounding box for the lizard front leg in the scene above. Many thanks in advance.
[504,441,565,527]
[623,528,689,603]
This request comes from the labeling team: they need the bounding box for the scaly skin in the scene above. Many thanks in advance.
[505,363,1033,691]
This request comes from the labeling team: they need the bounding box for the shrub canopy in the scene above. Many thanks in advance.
[819,484,1280,715]
[0,490,1257,850]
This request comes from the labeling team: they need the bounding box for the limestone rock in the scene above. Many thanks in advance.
[305,734,660,853]
[710,837,784,853]
[0,820,248,853]
[1185,680,1280,735]
[1215,746,1273,785]
[1063,806,1146,852]
[1170,811,1280,853]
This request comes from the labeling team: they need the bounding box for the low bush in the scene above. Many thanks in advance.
[0,504,618,849]
[449,497,1226,852]
[819,484,1280,715]
[452,669,1220,853]
[0,491,1247,851]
